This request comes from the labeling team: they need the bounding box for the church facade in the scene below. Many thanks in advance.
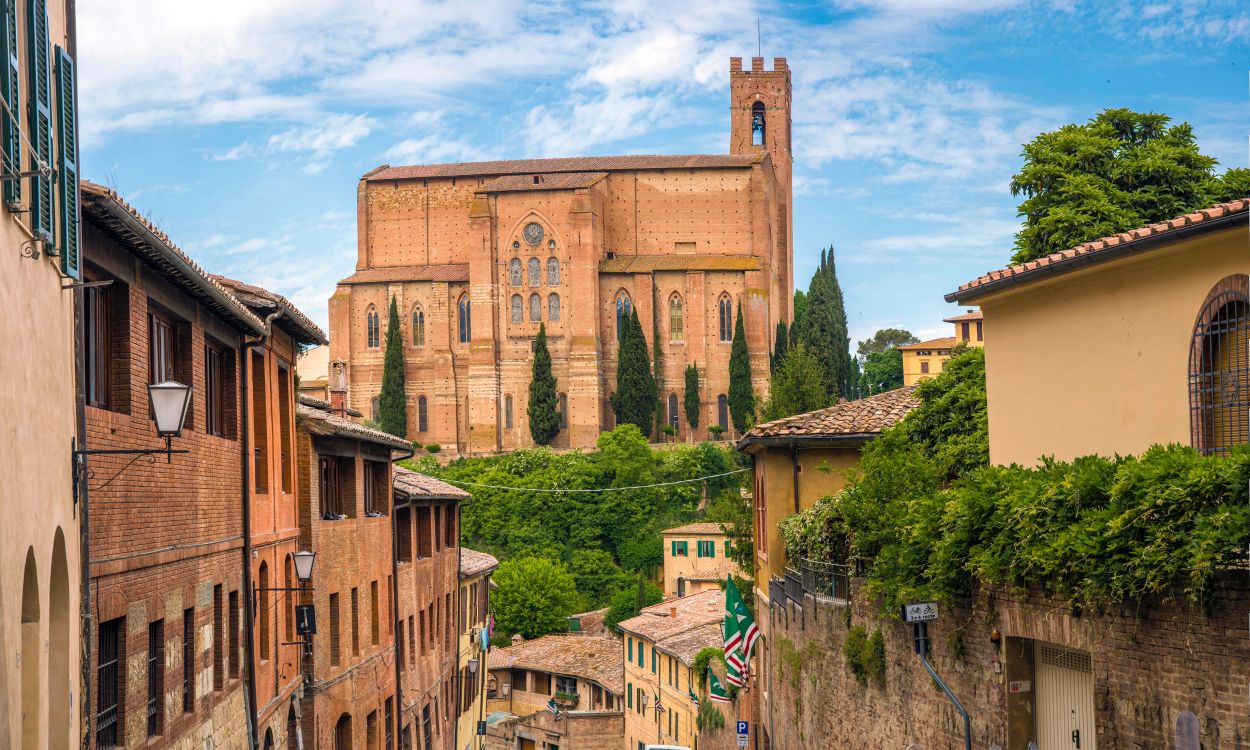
[328,57,794,454]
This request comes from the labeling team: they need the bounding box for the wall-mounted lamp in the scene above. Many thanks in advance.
[468,658,480,675]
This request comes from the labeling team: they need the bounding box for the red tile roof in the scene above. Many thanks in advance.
[738,386,920,448]
[948,199,1249,302]
[211,275,328,346]
[477,172,609,193]
[618,589,725,666]
[338,263,470,285]
[460,547,499,578]
[393,465,469,501]
[898,336,956,351]
[296,400,415,454]
[366,154,762,181]
[942,309,982,323]
[487,635,624,695]
[662,523,726,536]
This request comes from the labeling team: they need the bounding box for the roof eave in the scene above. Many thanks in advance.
[736,432,878,452]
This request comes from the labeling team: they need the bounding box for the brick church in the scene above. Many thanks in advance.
[328,57,794,454]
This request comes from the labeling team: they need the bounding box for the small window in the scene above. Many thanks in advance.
[976,320,983,341]
[228,590,239,679]
[97,617,124,747]
[412,306,425,347]
[182,608,194,712]
[510,294,523,323]
[258,563,270,660]
[718,295,733,342]
[364,462,389,516]
[548,293,560,322]
[615,292,632,339]
[149,311,177,383]
[547,257,560,286]
[370,396,379,421]
[366,305,380,349]
[671,540,688,557]
[329,593,341,666]
[205,344,226,437]
[717,394,729,430]
[509,258,522,286]
[920,361,929,374]
[147,619,164,737]
[559,393,568,429]
[504,395,513,429]
[418,396,428,432]
[457,295,471,344]
[527,257,541,287]
[668,394,679,429]
[697,540,715,558]
[84,281,112,408]
[669,294,684,341]
[751,101,766,146]
[529,293,541,322]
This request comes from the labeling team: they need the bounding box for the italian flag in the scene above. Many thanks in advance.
[708,671,732,704]
[723,577,759,680]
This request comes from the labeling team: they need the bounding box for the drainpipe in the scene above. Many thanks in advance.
[242,309,280,749]
[73,262,92,750]
[790,445,800,515]
[452,501,462,750]
[390,492,404,744]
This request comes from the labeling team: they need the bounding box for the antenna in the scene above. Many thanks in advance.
[757,18,761,58]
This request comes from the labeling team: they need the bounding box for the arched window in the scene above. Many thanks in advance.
[668,394,679,429]
[285,556,295,642]
[504,395,513,429]
[259,562,270,660]
[411,305,425,347]
[547,257,560,286]
[1190,274,1250,455]
[418,396,428,433]
[366,305,380,349]
[718,295,733,342]
[548,293,561,322]
[510,294,523,323]
[527,257,541,287]
[717,394,729,430]
[559,393,568,429]
[334,714,352,750]
[529,293,541,322]
[751,101,766,146]
[509,258,522,286]
[669,294,684,341]
[370,396,379,421]
[615,292,632,339]
[458,295,471,344]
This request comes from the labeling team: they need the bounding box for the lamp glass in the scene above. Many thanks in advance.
[149,380,192,437]
[292,551,316,582]
[467,658,479,674]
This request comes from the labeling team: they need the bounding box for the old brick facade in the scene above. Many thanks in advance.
[330,57,794,454]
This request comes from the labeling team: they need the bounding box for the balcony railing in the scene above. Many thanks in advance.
[799,558,850,603]
[783,567,803,606]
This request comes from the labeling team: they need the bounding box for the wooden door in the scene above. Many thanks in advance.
[1035,642,1095,750]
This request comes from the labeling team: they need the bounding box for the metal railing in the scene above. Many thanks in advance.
[783,567,803,605]
[799,559,850,603]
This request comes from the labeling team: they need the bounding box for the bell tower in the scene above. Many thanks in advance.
[730,56,793,314]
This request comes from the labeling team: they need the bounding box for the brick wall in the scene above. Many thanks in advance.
[485,709,624,750]
[759,571,1250,750]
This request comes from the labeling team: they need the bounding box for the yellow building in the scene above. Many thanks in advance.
[296,343,331,401]
[899,308,983,385]
[946,199,1247,465]
[661,523,742,598]
[619,589,725,750]
[735,387,920,748]
[458,548,499,750]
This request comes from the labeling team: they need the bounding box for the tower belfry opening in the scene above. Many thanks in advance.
[752,102,766,146]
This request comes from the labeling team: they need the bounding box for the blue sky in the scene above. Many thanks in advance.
[78,0,1249,347]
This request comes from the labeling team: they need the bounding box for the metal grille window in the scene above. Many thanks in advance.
[529,293,541,322]
[510,294,522,323]
[182,608,194,712]
[547,257,560,285]
[228,590,240,678]
[97,617,123,748]
[147,619,164,736]
[527,257,541,287]
[213,585,223,690]
[385,697,394,750]
[1190,280,1250,455]
[548,293,560,322]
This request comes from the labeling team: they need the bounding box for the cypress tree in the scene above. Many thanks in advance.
[683,364,700,430]
[791,289,808,343]
[528,323,560,445]
[378,296,408,437]
[771,321,789,373]
[610,309,657,435]
[800,248,853,399]
[727,301,755,433]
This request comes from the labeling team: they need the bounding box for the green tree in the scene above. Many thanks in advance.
[799,248,852,400]
[491,556,580,639]
[791,290,808,343]
[684,364,701,431]
[727,302,755,432]
[1010,108,1249,264]
[617,533,663,576]
[771,321,789,373]
[568,549,628,609]
[527,323,560,445]
[705,488,755,577]
[611,309,657,436]
[859,347,905,394]
[604,575,664,632]
[761,343,833,421]
[378,296,408,437]
[856,328,917,358]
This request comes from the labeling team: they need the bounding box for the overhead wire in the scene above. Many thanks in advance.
[436,468,750,494]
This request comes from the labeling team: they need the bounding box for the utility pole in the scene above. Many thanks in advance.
[904,603,970,750]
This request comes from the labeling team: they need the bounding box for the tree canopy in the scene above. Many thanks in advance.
[859,347,906,395]
[856,328,917,358]
[611,309,657,436]
[491,556,581,639]
[528,323,560,445]
[1010,108,1250,264]
[771,321,789,373]
[727,301,755,432]
[760,343,833,422]
[798,248,853,400]
[378,296,407,438]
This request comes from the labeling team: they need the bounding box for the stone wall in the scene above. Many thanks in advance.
[485,709,623,750]
[760,571,1250,750]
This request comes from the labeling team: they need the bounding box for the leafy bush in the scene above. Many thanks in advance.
[843,626,886,687]
[491,557,580,639]
[604,577,664,632]
[697,701,726,732]
[425,443,441,454]
[708,425,725,437]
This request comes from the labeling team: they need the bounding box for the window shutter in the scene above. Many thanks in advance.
[1,0,18,206]
[670,541,677,556]
[54,46,76,277]
[26,0,51,240]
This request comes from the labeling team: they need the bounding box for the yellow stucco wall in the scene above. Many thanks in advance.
[661,529,741,598]
[969,226,1245,466]
[623,635,700,750]
[458,569,492,750]
[901,349,950,386]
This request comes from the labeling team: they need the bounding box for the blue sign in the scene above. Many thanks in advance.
[736,720,749,735]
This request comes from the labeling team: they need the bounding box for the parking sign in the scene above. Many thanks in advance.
[737,720,749,734]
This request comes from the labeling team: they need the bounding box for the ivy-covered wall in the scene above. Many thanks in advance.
[761,570,1250,750]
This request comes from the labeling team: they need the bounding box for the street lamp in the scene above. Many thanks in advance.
[72,380,193,503]
[467,658,479,675]
[292,551,316,583]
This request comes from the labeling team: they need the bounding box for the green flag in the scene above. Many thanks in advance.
[723,577,758,684]
[708,670,731,704]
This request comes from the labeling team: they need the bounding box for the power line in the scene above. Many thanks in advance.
[438,468,750,494]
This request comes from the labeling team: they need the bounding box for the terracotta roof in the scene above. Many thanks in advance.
[296,401,414,455]
[393,465,469,501]
[618,589,725,665]
[339,263,470,285]
[662,523,725,536]
[477,172,608,193]
[948,199,1249,303]
[897,336,956,351]
[738,386,920,448]
[460,547,499,578]
[685,561,742,583]
[80,181,266,336]
[211,275,328,346]
[942,310,982,323]
[366,154,762,182]
[599,254,762,274]
[487,635,624,695]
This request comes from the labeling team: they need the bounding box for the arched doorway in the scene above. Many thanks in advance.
[21,547,41,748]
[286,704,300,750]
[49,529,70,750]
[263,727,274,749]
[335,713,353,750]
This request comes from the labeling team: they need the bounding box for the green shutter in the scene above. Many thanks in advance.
[628,683,633,709]
[1,0,18,207]
[26,0,50,241]
[671,540,677,556]
[628,638,633,661]
[54,45,76,278]
[709,541,715,557]
[651,648,656,673]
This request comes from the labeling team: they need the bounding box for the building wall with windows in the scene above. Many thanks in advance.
[947,201,1248,466]
[660,523,742,599]
[456,548,498,750]
[0,0,80,747]
[329,58,793,455]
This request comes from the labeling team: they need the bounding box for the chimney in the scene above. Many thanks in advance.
[511,633,524,646]
[329,389,346,415]
[669,606,677,619]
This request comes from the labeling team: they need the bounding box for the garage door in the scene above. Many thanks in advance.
[1035,642,1095,750]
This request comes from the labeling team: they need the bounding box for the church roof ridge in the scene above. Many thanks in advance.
[364,153,763,182]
